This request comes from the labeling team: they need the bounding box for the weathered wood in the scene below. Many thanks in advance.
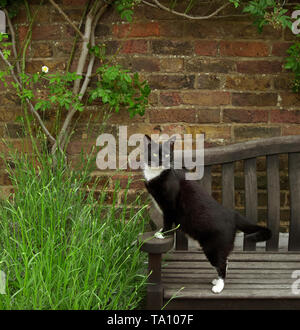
[222,162,235,209]
[244,158,258,251]
[164,251,300,261]
[162,268,293,275]
[162,274,293,282]
[139,231,174,254]
[164,288,300,300]
[175,230,188,251]
[200,165,212,195]
[147,253,163,309]
[163,261,300,269]
[164,283,291,289]
[266,155,280,251]
[173,135,300,166]
[163,298,300,310]
[288,152,300,251]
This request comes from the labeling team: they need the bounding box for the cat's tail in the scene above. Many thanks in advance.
[235,213,272,242]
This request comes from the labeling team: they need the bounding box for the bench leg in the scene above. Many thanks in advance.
[147,253,163,310]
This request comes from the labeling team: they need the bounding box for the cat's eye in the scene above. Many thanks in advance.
[152,153,158,157]
[165,154,170,158]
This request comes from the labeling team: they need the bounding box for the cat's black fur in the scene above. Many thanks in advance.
[143,135,272,285]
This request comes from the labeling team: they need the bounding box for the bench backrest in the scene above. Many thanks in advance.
[174,135,300,252]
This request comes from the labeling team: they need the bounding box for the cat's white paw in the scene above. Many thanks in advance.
[211,278,224,294]
[211,279,218,285]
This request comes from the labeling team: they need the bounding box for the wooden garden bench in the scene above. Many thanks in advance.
[140,135,300,310]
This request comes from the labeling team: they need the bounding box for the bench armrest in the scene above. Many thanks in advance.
[139,231,174,254]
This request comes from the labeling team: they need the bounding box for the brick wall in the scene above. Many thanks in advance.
[0,0,299,230]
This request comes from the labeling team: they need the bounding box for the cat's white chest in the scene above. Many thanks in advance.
[143,165,164,182]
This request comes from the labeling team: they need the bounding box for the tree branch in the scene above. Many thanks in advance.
[3,9,21,75]
[0,49,56,144]
[52,1,110,154]
[48,0,85,39]
[143,0,231,20]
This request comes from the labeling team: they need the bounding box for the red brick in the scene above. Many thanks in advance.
[159,21,185,38]
[279,93,300,107]
[62,0,89,6]
[197,74,221,89]
[160,58,184,72]
[195,41,218,56]
[270,110,300,124]
[152,40,193,55]
[225,75,271,91]
[113,22,160,38]
[282,125,300,135]
[196,109,220,123]
[272,42,293,57]
[187,126,231,140]
[121,40,148,54]
[223,109,268,123]
[232,93,277,106]
[160,92,182,106]
[19,25,64,42]
[148,75,195,90]
[237,61,282,74]
[220,41,269,57]
[181,91,230,106]
[234,126,281,140]
[149,108,196,123]
[120,57,160,72]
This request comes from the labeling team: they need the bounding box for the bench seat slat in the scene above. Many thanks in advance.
[164,288,299,300]
[162,274,293,281]
[164,251,300,261]
[163,261,300,269]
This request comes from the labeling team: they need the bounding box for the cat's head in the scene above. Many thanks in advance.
[143,135,176,169]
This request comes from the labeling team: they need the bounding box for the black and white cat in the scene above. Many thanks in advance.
[143,135,272,294]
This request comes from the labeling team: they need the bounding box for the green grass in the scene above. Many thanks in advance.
[0,148,148,310]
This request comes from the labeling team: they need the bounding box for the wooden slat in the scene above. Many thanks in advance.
[164,283,291,290]
[266,154,280,251]
[164,288,298,300]
[162,274,293,281]
[244,158,258,251]
[163,261,300,269]
[164,251,300,261]
[222,162,235,209]
[200,165,212,195]
[288,152,300,251]
[162,268,293,275]
[174,135,300,166]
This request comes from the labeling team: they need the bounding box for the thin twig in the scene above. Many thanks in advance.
[0,49,56,144]
[48,0,85,39]
[3,9,21,75]
[144,0,230,20]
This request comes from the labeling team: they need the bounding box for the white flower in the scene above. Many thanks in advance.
[41,66,49,73]
[154,228,165,240]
